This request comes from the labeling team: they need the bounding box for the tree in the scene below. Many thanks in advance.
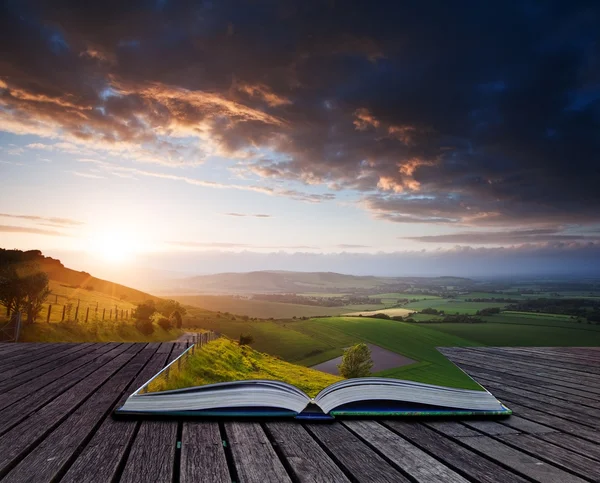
[155,299,187,318]
[337,343,373,378]
[134,300,156,322]
[22,271,51,324]
[0,264,50,323]
[170,310,183,329]
[0,265,25,316]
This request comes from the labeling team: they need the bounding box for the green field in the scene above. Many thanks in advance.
[191,315,483,390]
[175,294,389,319]
[427,322,600,346]
[403,299,507,314]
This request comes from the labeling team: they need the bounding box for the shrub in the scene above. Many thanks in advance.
[135,318,154,336]
[157,317,172,331]
[170,310,183,329]
[239,333,254,345]
[371,313,391,319]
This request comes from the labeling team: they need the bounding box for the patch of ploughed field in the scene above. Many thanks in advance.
[310,343,416,375]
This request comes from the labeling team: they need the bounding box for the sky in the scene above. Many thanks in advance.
[1,0,600,281]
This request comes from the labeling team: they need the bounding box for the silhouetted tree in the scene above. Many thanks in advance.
[239,333,254,345]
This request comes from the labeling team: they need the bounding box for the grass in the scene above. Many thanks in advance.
[147,338,342,397]
[16,320,182,343]
[175,294,388,319]
[183,314,483,389]
[288,317,484,390]
[426,321,600,346]
[403,299,507,315]
[10,280,138,324]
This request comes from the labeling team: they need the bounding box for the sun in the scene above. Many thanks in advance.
[88,233,138,263]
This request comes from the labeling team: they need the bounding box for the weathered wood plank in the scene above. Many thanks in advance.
[537,432,600,462]
[120,344,180,483]
[343,420,468,483]
[446,352,600,395]
[180,423,230,483]
[305,422,410,482]
[466,347,600,375]
[497,433,600,480]
[446,350,600,390]
[454,435,587,482]
[61,343,172,483]
[451,363,600,406]
[498,415,557,434]
[0,343,90,382]
[461,420,520,435]
[0,343,97,393]
[498,401,600,445]
[0,344,141,478]
[265,422,350,483]
[385,421,530,483]
[119,421,178,483]
[225,422,292,483]
[0,343,127,435]
[0,343,71,370]
[0,343,111,411]
[2,344,156,483]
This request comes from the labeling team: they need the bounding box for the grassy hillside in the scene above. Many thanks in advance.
[147,338,342,397]
[188,315,483,390]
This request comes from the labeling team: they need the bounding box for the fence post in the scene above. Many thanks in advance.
[61,305,66,322]
[46,305,52,323]
[102,308,106,321]
[55,294,58,304]
[121,309,124,320]
[74,306,79,321]
[109,309,112,320]
[85,307,90,323]
[14,312,22,342]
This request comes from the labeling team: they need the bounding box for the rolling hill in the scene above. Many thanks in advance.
[168,270,474,294]
[1,248,159,304]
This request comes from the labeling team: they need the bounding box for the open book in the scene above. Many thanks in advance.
[115,338,511,419]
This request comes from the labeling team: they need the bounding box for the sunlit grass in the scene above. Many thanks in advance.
[147,337,343,397]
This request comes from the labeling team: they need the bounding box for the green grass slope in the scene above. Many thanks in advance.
[148,338,342,397]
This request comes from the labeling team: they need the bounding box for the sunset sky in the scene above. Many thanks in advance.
[1,1,600,279]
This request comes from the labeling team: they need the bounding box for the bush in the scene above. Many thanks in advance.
[157,317,172,331]
[371,313,391,319]
[239,333,254,346]
[170,310,183,329]
[135,319,154,336]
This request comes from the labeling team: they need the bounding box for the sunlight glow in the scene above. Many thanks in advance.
[87,233,139,264]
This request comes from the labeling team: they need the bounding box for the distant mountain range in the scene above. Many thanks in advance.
[166,270,474,294]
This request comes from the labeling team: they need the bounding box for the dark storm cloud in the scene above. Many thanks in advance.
[404,228,600,244]
[1,1,599,225]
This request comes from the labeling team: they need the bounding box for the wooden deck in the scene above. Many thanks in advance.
[1,344,599,482]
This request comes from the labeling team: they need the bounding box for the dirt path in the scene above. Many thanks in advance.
[310,343,416,375]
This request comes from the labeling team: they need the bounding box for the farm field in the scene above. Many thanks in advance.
[175,294,389,319]
[427,321,600,346]
[288,317,483,389]
[403,299,507,314]
[344,308,415,317]
[369,292,442,301]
